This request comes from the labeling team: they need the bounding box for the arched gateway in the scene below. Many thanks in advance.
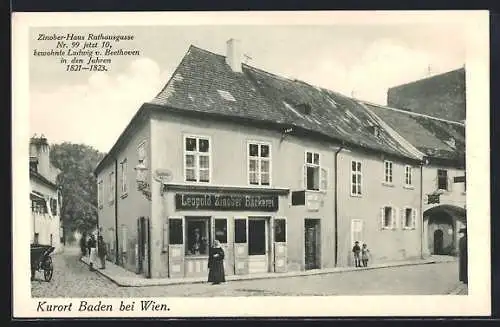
[424,205,466,256]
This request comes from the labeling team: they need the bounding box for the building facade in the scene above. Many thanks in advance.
[95,40,445,279]
[30,136,63,253]
[364,102,466,257]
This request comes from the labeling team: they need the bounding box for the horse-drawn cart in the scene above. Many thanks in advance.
[30,244,55,282]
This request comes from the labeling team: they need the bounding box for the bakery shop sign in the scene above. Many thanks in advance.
[175,193,278,211]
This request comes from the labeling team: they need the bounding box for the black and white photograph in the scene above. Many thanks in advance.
[12,11,490,317]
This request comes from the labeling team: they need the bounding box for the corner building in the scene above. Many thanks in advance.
[95,40,428,279]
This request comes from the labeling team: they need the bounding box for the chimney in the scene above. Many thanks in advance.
[226,39,242,73]
[30,135,51,178]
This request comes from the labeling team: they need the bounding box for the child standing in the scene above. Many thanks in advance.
[361,243,370,267]
[352,241,361,267]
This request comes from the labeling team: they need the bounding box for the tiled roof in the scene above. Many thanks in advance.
[364,102,465,164]
[149,45,419,160]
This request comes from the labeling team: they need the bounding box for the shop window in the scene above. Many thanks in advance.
[169,219,183,245]
[274,218,286,242]
[351,160,362,196]
[248,142,271,186]
[437,169,448,190]
[405,165,413,186]
[214,218,228,244]
[234,219,247,243]
[184,136,210,183]
[185,218,209,256]
[384,161,393,184]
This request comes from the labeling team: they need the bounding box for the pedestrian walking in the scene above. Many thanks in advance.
[79,232,87,259]
[352,241,361,267]
[459,227,468,284]
[97,235,107,269]
[88,234,97,271]
[208,239,225,285]
[361,243,371,267]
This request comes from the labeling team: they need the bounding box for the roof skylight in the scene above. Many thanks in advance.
[217,90,236,102]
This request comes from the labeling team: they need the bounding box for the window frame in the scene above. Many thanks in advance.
[247,140,272,187]
[437,169,449,191]
[108,171,115,205]
[304,150,327,192]
[214,217,228,244]
[183,134,212,184]
[184,217,210,256]
[120,158,128,197]
[274,217,287,243]
[381,205,398,230]
[97,179,103,209]
[402,207,417,230]
[383,160,393,185]
[404,165,413,188]
[234,218,248,244]
[350,160,363,196]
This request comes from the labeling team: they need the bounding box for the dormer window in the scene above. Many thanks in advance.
[217,90,236,102]
[445,137,456,149]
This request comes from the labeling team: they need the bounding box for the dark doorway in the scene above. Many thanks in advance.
[137,217,150,276]
[249,219,266,255]
[304,219,320,270]
[434,229,444,255]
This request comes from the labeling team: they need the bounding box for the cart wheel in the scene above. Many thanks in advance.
[43,257,53,282]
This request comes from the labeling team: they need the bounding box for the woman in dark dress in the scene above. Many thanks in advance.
[208,240,225,285]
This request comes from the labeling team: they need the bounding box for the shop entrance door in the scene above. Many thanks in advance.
[304,219,321,270]
[248,218,269,273]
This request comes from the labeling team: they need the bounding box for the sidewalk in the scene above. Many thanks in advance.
[81,255,456,287]
[447,282,468,295]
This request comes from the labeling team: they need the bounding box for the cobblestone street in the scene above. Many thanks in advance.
[32,248,466,298]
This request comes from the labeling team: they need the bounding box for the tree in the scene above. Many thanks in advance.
[50,143,105,237]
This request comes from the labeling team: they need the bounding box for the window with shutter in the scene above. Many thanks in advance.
[382,206,393,229]
[320,167,328,191]
[392,207,398,229]
[412,208,417,229]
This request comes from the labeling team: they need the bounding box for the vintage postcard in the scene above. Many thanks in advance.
[12,11,490,317]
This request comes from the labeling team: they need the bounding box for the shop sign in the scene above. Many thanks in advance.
[306,193,323,211]
[175,193,279,211]
[427,194,440,204]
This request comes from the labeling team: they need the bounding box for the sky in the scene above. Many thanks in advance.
[29,23,466,153]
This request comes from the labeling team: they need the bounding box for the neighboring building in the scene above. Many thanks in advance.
[364,102,466,257]
[95,40,427,279]
[387,68,466,123]
[30,135,63,253]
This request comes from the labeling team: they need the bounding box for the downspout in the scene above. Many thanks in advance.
[334,145,345,267]
[114,158,119,265]
[419,160,424,259]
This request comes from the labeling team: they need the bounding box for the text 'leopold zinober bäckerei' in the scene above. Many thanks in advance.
[36,300,170,312]
[176,193,279,211]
